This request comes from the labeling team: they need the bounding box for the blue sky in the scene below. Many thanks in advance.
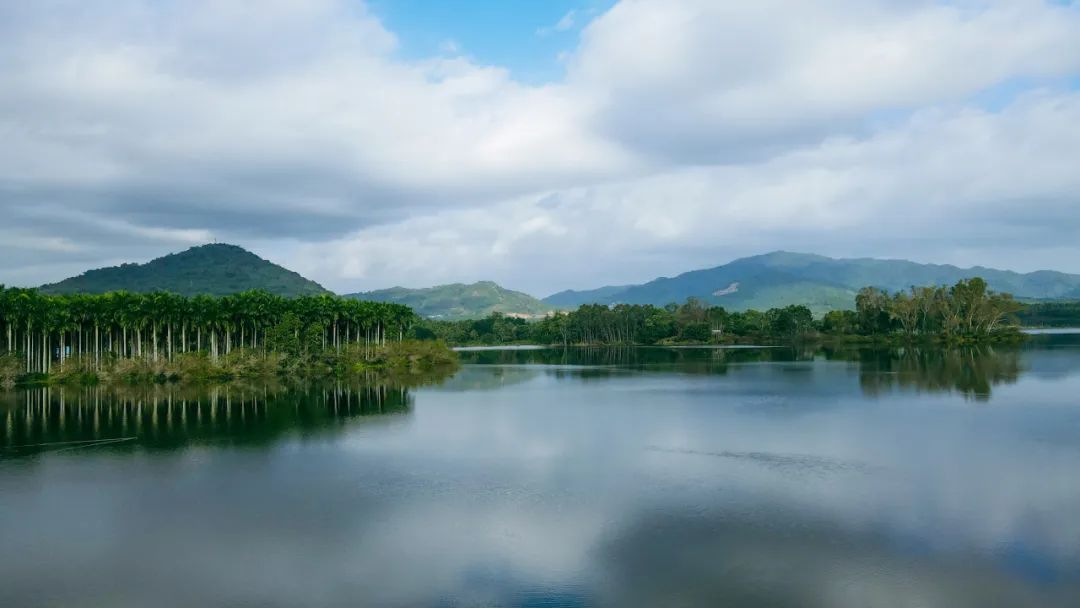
[367,0,615,82]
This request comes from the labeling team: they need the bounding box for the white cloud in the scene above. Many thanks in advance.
[1,0,1079,292]
[569,0,1080,161]
[538,10,579,36]
[297,89,1080,294]
[0,0,631,247]
[438,39,461,55]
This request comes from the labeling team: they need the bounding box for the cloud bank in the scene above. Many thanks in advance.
[1,0,1078,294]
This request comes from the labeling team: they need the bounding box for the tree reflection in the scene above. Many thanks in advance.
[458,346,796,375]
[823,345,1022,400]
[1,370,455,456]
[458,344,1027,400]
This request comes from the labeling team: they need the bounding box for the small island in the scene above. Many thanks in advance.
[0,288,457,388]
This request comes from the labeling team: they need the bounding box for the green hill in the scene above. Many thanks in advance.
[542,251,1080,315]
[347,281,552,320]
[544,285,634,308]
[38,244,329,297]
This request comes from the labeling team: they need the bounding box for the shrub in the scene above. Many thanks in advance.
[0,354,22,388]
[355,340,458,372]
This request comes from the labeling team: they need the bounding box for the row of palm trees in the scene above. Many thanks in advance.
[0,287,415,374]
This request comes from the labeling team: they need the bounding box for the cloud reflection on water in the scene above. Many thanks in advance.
[1,335,1079,606]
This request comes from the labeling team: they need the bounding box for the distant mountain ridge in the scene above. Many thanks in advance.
[541,251,1080,314]
[544,284,634,308]
[39,244,329,297]
[346,281,553,320]
[36,246,1080,316]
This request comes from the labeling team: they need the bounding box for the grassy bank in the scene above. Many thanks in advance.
[0,340,458,389]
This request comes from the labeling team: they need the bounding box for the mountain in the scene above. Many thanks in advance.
[543,285,634,308]
[347,281,553,320]
[38,244,329,297]
[541,251,1080,314]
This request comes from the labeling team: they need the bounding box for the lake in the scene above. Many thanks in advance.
[3,334,1080,607]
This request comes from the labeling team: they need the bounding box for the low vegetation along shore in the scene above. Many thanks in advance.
[418,278,1029,347]
[0,288,457,388]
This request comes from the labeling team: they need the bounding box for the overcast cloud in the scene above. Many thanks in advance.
[1,0,1079,295]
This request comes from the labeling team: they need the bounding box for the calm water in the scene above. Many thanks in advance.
[3,335,1080,607]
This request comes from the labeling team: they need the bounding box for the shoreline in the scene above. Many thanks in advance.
[443,331,1031,350]
[1,340,459,389]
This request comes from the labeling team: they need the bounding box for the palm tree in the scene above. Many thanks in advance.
[0,286,12,354]
[0,286,436,377]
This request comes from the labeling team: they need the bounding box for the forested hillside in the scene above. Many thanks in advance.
[543,252,1080,313]
[347,281,552,320]
[39,244,328,297]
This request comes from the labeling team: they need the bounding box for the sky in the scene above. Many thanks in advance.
[1,0,1079,297]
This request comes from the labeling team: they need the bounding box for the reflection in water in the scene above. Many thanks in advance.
[432,364,544,392]
[460,342,1030,399]
[1,380,412,457]
[2,335,1079,607]
[459,345,792,373]
[841,346,1021,400]
[645,445,882,474]
[596,509,1080,607]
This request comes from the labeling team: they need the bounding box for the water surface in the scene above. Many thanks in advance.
[3,335,1080,607]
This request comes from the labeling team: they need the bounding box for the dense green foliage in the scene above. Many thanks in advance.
[1017,301,1080,327]
[849,279,1023,336]
[420,278,1023,346]
[38,244,329,297]
[543,251,1080,314]
[347,281,553,320]
[0,286,431,385]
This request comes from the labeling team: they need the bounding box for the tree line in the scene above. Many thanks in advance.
[417,277,1024,345]
[0,287,415,375]
[0,277,1028,376]
[1016,301,1080,328]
